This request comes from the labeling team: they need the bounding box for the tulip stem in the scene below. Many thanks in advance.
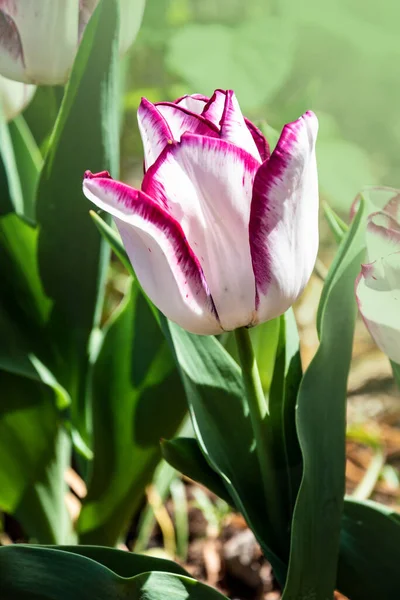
[234,327,285,553]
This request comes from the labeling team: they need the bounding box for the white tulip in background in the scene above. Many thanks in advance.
[0,0,146,85]
[355,187,400,364]
[0,73,35,121]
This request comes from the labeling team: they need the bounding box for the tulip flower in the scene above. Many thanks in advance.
[0,0,146,85]
[355,187,400,363]
[0,74,35,121]
[83,89,319,335]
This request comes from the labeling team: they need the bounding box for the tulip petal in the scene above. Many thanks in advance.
[83,171,221,335]
[350,186,400,220]
[174,94,208,114]
[155,102,219,140]
[0,73,35,121]
[0,8,25,82]
[78,0,98,40]
[118,0,146,55]
[142,134,259,330]
[202,89,268,160]
[202,89,226,127]
[137,98,173,170]
[0,1,80,84]
[366,211,400,263]
[249,111,319,323]
[356,253,400,363]
[245,118,270,162]
[382,194,400,223]
[219,90,262,161]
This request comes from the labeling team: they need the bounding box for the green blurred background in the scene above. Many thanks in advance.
[117,0,400,214]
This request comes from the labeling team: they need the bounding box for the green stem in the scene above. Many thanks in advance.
[234,327,286,551]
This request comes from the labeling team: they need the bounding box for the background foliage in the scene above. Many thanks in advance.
[115,0,399,213]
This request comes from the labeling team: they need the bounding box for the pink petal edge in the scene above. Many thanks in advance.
[137,98,173,170]
[155,101,220,139]
[249,110,319,310]
[83,170,221,333]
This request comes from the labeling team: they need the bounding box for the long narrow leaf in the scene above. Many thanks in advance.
[36,0,120,440]
[282,202,366,599]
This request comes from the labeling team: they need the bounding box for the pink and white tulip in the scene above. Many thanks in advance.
[355,187,400,363]
[0,0,146,85]
[0,73,35,121]
[83,89,319,335]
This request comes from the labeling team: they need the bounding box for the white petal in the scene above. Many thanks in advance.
[175,94,208,115]
[155,102,219,141]
[366,211,400,263]
[0,1,80,84]
[219,90,261,161]
[202,89,226,127]
[249,111,319,324]
[142,134,260,331]
[0,74,35,121]
[351,186,400,220]
[356,253,400,363]
[381,194,400,223]
[83,171,221,335]
[137,98,172,170]
[118,0,146,55]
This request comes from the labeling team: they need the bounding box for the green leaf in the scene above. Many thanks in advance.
[162,321,287,583]
[23,86,63,150]
[78,281,186,545]
[8,116,42,222]
[0,214,61,393]
[337,499,400,599]
[0,104,23,216]
[129,572,229,600]
[166,18,294,111]
[0,371,59,514]
[0,303,69,410]
[0,545,227,599]
[0,545,223,600]
[269,310,303,519]
[323,201,348,244]
[0,112,41,221]
[161,437,233,506]
[0,303,42,380]
[282,202,366,599]
[50,545,188,577]
[36,0,120,436]
[0,213,51,334]
[15,428,75,545]
[316,201,365,335]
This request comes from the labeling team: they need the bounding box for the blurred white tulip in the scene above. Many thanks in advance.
[0,73,36,121]
[0,0,146,85]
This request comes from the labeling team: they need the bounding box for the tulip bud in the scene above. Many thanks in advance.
[83,89,319,335]
[0,73,35,121]
[0,0,146,85]
[355,187,400,363]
